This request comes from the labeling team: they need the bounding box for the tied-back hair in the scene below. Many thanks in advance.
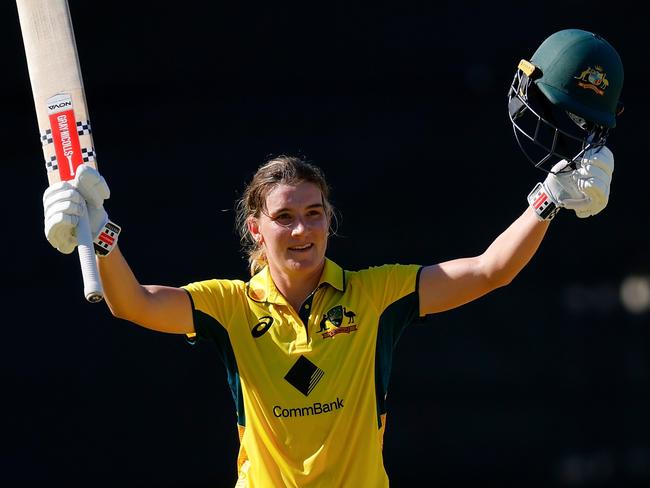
[235,155,335,276]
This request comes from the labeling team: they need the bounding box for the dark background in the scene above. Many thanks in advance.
[2,1,648,486]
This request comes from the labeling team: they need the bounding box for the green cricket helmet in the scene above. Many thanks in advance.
[507,29,624,172]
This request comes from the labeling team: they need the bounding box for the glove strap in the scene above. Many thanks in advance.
[94,220,121,257]
[528,182,560,221]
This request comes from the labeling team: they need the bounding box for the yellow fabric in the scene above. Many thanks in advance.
[183,259,421,487]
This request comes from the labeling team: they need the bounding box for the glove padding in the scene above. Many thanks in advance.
[542,145,614,218]
[43,165,110,254]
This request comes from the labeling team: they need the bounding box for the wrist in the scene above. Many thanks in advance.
[94,220,121,257]
[527,182,560,221]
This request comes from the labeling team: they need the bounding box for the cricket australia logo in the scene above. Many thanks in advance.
[318,305,358,339]
[574,65,609,95]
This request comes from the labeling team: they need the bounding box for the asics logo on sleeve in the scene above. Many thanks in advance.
[251,316,274,338]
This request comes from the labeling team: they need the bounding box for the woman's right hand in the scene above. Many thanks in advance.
[43,164,110,253]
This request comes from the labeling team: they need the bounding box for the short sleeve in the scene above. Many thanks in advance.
[182,279,244,339]
[355,264,422,313]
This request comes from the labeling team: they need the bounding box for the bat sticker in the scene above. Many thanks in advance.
[46,93,84,181]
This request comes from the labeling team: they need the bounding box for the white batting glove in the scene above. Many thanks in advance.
[528,146,614,220]
[72,164,111,229]
[573,146,614,217]
[43,165,110,254]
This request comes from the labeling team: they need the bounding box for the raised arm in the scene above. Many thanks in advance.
[419,207,547,315]
[419,146,614,316]
[97,245,193,334]
[43,165,193,334]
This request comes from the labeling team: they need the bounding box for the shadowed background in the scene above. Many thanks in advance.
[1,1,648,486]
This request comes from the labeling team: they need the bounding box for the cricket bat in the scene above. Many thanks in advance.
[16,0,103,302]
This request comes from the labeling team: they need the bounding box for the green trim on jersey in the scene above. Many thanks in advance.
[374,267,422,427]
[187,296,246,426]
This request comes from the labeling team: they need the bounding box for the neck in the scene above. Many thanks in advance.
[269,260,325,312]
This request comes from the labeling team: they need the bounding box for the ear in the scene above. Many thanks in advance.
[247,216,263,245]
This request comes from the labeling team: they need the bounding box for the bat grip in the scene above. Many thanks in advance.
[77,200,103,303]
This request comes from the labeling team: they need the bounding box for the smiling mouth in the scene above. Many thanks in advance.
[289,243,313,251]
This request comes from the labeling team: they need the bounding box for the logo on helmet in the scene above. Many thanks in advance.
[574,65,609,96]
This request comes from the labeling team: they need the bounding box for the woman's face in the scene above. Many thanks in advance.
[249,181,329,279]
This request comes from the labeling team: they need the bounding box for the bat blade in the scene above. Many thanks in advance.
[16,0,103,303]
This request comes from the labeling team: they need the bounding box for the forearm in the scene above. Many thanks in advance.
[480,206,550,287]
[97,245,148,320]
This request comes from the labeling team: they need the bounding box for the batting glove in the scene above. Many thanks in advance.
[43,165,115,254]
[528,146,614,220]
[71,164,110,233]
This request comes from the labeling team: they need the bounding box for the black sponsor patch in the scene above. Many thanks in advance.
[284,355,324,396]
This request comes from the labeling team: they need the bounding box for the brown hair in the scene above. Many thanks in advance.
[235,155,335,276]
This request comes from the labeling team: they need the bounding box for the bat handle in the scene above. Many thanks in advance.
[77,200,103,303]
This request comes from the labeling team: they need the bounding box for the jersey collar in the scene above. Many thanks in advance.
[246,258,345,305]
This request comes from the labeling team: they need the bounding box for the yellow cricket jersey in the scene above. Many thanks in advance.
[182,258,422,487]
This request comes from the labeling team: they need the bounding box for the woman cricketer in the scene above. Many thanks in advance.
[41,29,622,487]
